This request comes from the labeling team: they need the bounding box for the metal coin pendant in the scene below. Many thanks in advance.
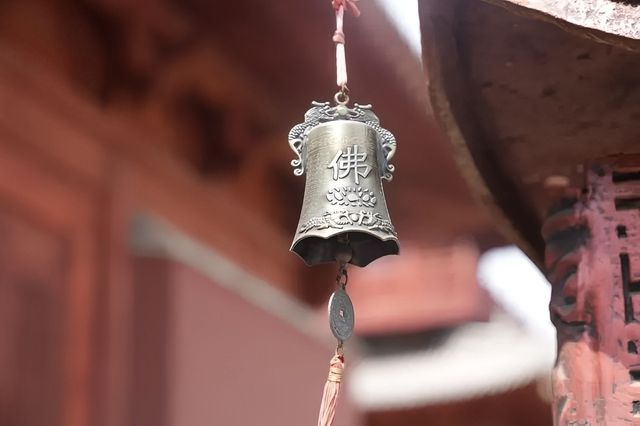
[328,287,354,342]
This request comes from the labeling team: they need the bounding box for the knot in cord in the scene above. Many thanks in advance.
[327,354,345,383]
[332,0,361,17]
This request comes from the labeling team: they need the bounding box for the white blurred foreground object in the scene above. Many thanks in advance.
[374,0,421,58]
[478,245,556,346]
[348,246,556,409]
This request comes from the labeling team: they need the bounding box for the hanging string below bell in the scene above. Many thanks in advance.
[318,261,353,426]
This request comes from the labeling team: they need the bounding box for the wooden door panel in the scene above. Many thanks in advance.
[0,144,100,426]
[0,208,68,426]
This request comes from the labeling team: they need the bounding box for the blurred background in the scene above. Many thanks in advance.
[0,0,556,425]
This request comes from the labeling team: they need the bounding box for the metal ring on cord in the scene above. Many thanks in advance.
[334,90,349,106]
[336,267,348,288]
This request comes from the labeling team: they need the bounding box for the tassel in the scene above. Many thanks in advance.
[317,351,345,426]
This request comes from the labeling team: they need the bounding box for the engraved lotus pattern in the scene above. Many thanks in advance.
[326,187,377,208]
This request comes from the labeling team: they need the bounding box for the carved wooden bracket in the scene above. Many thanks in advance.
[544,156,640,424]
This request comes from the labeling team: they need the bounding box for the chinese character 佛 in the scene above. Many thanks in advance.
[328,145,371,184]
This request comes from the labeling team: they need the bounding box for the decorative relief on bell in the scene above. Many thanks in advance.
[288,101,399,267]
[326,187,377,208]
[298,210,397,236]
[288,102,396,181]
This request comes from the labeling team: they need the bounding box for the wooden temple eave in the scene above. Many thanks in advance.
[483,0,640,52]
[0,47,299,290]
[420,0,640,264]
[419,0,544,264]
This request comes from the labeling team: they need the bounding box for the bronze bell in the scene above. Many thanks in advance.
[288,101,399,266]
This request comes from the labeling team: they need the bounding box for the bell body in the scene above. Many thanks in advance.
[288,102,399,266]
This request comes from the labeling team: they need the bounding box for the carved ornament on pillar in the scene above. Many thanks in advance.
[544,157,640,424]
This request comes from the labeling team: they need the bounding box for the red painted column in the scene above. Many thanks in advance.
[544,157,640,424]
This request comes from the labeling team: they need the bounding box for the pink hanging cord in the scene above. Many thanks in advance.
[317,351,345,426]
[331,0,360,91]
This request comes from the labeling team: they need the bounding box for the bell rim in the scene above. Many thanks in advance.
[290,228,400,248]
[290,229,400,267]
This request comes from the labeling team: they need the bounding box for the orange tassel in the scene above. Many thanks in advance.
[317,352,345,426]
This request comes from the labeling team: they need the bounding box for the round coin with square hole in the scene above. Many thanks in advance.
[328,288,354,342]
